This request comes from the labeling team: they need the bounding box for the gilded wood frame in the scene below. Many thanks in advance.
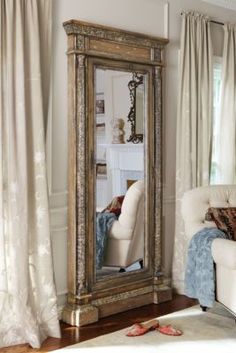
[62,20,171,326]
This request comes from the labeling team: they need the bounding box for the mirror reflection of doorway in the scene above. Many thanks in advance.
[95,66,147,278]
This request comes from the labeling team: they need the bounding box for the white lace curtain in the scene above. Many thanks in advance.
[0,0,60,348]
[172,12,213,293]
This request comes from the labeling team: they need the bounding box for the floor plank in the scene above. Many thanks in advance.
[0,295,197,353]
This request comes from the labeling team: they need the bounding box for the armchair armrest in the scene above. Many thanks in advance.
[212,238,236,270]
[108,220,133,240]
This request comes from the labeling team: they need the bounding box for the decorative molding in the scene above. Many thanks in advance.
[154,48,162,63]
[49,190,68,208]
[51,229,68,299]
[92,286,153,306]
[163,195,175,204]
[50,190,68,197]
[63,20,169,50]
[76,34,85,51]
[57,289,68,296]
[46,51,68,315]
[50,206,68,213]
[57,292,67,320]
[57,305,64,320]
[46,63,68,203]
[164,2,169,39]
[50,206,67,231]
[51,227,68,233]
[47,96,68,205]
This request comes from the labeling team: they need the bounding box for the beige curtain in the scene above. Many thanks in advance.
[0,0,60,348]
[216,24,236,183]
[172,12,213,293]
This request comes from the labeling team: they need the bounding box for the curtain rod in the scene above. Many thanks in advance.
[180,12,224,26]
[210,20,224,26]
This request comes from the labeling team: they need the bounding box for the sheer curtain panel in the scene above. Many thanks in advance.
[216,24,236,183]
[0,0,60,348]
[172,12,213,293]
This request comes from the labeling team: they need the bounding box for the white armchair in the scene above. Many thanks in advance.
[103,180,144,268]
[182,185,236,315]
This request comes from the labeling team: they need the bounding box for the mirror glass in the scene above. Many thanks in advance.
[95,66,147,278]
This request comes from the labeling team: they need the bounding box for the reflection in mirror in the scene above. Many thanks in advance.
[95,67,147,279]
[127,73,144,143]
[136,81,145,135]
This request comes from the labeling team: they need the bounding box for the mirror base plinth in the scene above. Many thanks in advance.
[153,278,172,304]
[62,303,98,327]
[93,291,154,319]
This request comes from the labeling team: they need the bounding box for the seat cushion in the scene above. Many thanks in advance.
[206,207,236,241]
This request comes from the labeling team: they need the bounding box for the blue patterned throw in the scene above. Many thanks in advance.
[96,212,117,269]
[185,227,227,307]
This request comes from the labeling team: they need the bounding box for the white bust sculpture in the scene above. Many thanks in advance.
[111,118,125,144]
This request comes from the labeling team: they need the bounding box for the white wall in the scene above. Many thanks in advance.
[50,0,236,308]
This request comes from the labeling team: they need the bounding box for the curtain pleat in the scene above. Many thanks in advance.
[172,12,213,293]
[0,0,60,348]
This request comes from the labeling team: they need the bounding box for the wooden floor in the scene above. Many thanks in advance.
[0,295,197,353]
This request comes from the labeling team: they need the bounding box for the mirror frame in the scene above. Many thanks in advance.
[88,58,152,289]
[63,20,171,326]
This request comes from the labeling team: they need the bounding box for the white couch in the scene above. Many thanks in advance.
[182,185,236,315]
[103,180,144,268]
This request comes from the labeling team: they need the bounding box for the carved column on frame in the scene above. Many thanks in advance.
[154,66,162,275]
[75,54,87,296]
[152,47,161,63]
[153,65,172,304]
[62,49,98,326]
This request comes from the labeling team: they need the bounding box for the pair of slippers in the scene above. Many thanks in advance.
[126,319,182,337]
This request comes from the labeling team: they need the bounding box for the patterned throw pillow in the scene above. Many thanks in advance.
[103,195,125,217]
[205,207,236,241]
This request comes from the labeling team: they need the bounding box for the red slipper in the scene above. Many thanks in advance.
[158,324,183,336]
[126,320,159,337]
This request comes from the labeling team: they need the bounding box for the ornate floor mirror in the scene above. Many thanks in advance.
[62,20,171,326]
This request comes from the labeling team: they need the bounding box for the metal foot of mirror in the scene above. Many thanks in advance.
[62,20,172,326]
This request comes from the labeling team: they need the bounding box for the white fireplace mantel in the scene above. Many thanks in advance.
[102,143,144,197]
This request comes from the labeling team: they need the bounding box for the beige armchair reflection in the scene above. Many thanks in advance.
[103,180,144,269]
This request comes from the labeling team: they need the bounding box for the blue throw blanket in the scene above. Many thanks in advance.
[96,212,117,269]
[185,227,227,307]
